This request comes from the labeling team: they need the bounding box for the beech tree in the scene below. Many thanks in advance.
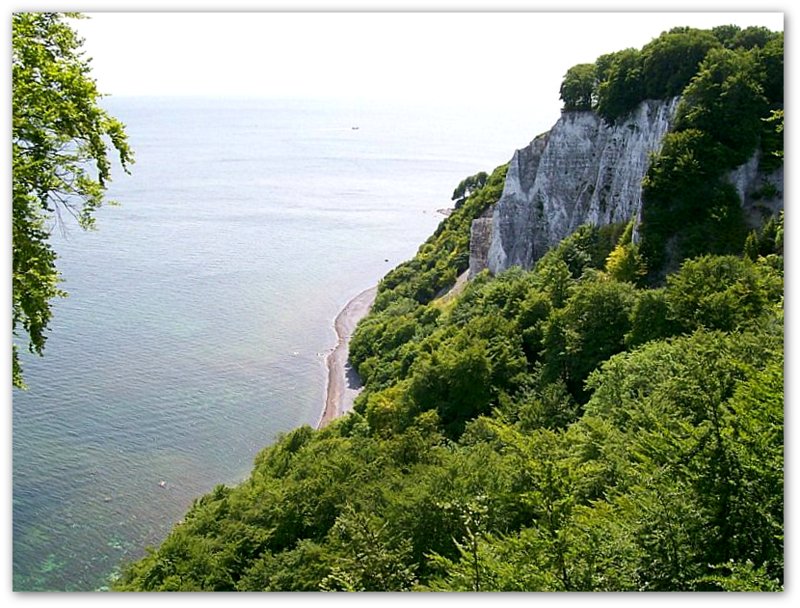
[12,12,133,388]
[559,63,595,111]
[640,28,719,99]
[677,46,768,166]
[594,48,644,122]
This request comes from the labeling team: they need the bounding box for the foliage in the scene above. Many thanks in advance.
[559,23,780,127]
[760,104,784,171]
[676,47,768,166]
[758,33,784,105]
[583,328,783,589]
[541,274,637,401]
[451,171,488,206]
[637,32,782,276]
[116,230,783,591]
[605,222,646,284]
[559,63,595,111]
[349,164,507,394]
[12,12,133,388]
[638,128,747,275]
[640,28,720,99]
[665,255,783,334]
[373,163,507,311]
[744,211,783,261]
[320,505,418,591]
[594,48,644,122]
[553,24,783,276]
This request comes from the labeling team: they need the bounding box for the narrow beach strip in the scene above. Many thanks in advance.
[317,286,378,429]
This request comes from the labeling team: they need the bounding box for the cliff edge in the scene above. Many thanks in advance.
[474,97,783,276]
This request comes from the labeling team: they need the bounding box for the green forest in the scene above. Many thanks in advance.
[115,25,783,592]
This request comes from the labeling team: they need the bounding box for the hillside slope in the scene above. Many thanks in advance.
[115,25,784,592]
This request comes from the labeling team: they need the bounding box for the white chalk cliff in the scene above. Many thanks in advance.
[472,98,680,277]
[471,97,784,278]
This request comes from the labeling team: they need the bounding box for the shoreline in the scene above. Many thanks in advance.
[317,286,378,429]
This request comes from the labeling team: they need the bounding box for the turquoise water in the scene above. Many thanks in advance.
[12,97,534,591]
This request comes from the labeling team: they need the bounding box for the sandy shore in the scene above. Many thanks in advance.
[317,286,378,428]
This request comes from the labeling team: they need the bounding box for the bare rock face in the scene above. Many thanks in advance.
[468,208,494,278]
[726,154,784,228]
[483,98,680,275]
[469,97,784,277]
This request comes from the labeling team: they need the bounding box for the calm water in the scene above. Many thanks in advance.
[12,97,536,591]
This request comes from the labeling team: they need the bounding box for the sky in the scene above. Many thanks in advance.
[70,11,783,106]
[64,9,784,142]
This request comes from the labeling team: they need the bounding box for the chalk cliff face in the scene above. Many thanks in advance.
[478,98,680,276]
[468,208,494,278]
[471,97,784,278]
[726,153,785,227]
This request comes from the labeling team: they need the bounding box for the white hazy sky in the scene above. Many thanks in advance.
[65,9,784,139]
[71,11,783,102]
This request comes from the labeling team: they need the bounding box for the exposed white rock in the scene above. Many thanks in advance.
[470,97,784,277]
[484,98,680,274]
[727,154,784,227]
[729,151,761,204]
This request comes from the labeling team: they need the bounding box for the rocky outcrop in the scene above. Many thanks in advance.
[470,97,784,277]
[468,208,494,278]
[479,98,681,275]
[727,153,784,228]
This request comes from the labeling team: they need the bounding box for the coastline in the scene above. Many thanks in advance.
[317,286,378,428]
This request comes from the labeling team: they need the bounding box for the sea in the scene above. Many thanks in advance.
[11,96,546,591]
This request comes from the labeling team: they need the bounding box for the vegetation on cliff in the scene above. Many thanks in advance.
[559,25,783,278]
[115,25,783,592]
[116,208,783,592]
[117,243,783,591]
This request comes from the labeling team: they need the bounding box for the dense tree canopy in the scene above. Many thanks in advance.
[640,28,720,100]
[451,171,488,207]
[677,47,768,166]
[638,31,782,277]
[594,48,644,121]
[115,206,783,591]
[559,63,595,111]
[559,24,781,127]
[12,12,133,388]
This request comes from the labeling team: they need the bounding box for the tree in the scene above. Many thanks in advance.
[665,255,783,334]
[677,47,768,167]
[451,171,488,207]
[321,505,417,591]
[12,12,133,388]
[605,242,646,284]
[730,26,775,50]
[757,33,784,105]
[541,276,637,401]
[559,63,595,111]
[711,24,743,48]
[595,48,645,123]
[640,28,719,99]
